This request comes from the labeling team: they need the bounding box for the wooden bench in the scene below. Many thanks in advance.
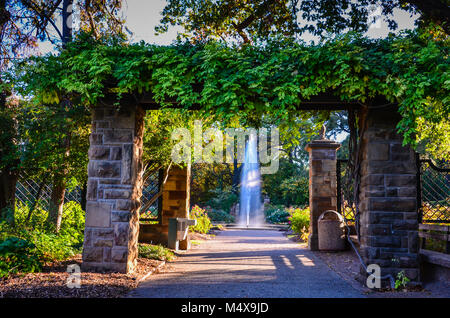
[419,224,450,269]
[419,224,450,254]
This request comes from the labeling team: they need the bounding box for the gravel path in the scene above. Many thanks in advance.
[128,229,364,298]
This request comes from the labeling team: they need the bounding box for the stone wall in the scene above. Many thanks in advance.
[82,105,145,273]
[161,165,191,225]
[358,105,420,285]
[138,165,191,246]
[305,139,340,251]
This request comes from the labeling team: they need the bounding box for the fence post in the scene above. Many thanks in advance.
[416,153,422,224]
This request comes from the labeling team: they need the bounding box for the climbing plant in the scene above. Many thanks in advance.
[10,28,449,159]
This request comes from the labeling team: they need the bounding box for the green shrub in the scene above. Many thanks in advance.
[205,187,238,212]
[0,237,42,278]
[189,205,212,234]
[280,177,309,207]
[264,205,290,224]
[288,207,310,235]
[0,200,85,278]
[138,243,174,261]
[206,208,235,223]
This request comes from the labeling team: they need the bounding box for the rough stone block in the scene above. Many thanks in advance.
[86,180,98,200]
[89,133,103,145]
[103,247,111,262]
[367,143,389,161]
[368,197,416,212]
[121,144,133,184]
[93,228,114,238]
[368,235,401,248]
[110,147,122,160]
[88,146,110,160]
[82,247,103,262]
[385,175,416,187]
[408,231,419,253]
[112,211,131,222]
[85,201,111,228]
[104,189,132,199]
[88,161,121,178]
[116,199,133,211]
[398,187,416,197]
[93,238,113,247]
[111,247,128,263]
[114,222,130,246]
[360,174,384,187]
[103,129,133,143]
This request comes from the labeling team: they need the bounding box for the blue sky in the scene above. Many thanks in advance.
[39,0,418,52]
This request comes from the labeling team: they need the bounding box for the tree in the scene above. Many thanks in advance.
[157,0,450,43]
[1,0,126,229]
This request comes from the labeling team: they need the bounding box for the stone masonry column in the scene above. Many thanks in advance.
[305,137,340,251]
[358,105,419,286]
[161,165,191,249]
[161,165,191,225]
[82,104,145,273]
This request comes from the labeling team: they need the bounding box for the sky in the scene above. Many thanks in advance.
[122,0,417,45]
[39,0,418,52]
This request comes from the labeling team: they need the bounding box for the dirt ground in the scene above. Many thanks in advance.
[0,233,217,298]
[0,255,165,298]
[283,232,450,298]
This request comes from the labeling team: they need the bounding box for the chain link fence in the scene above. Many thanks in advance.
[14,172,83,220]
[419,159,450,224]
[337,159,356,222]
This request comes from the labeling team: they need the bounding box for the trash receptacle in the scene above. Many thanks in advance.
[168,217,197,250]
[318,210,346,251]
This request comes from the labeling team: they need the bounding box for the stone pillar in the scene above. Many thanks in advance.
[161,165,191,249]
[82,105,145,273]
[358,105,419,286]
[161,165,191,224]
[305,139,340,251]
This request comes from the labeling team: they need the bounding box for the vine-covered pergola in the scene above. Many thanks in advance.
[15,30,449,286]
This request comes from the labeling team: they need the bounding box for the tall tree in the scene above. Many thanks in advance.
[1,0,125,229]
[157,0,450,43]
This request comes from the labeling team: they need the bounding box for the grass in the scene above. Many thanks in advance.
[138,243,175,261]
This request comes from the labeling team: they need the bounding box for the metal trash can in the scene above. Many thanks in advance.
[168,217,197,250]
[318,210,346,251]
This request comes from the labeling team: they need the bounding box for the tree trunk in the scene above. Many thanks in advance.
[47,175,66,232]
[0,169,18,225]
[232,158,241,194]
[0,84,18,225]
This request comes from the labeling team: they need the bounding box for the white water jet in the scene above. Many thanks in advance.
[238,134,264,227]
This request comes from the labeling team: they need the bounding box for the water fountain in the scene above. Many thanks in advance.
[238,133,264,227]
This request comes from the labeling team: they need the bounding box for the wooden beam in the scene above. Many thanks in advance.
[98,91,394,111]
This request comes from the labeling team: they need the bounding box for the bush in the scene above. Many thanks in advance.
[206,208,235,223]
[0,237,42,278]
[0,200,85,278]
[189,205,212,234]
[280,177,309,207]
[264,205,290,224]
[138,243,174,261]
[288,207,310,236]
[204,187,238,212]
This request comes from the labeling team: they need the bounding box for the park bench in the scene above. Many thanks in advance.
[419,224,450,269]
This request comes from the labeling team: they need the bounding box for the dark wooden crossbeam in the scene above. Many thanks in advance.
[99,91,392,111]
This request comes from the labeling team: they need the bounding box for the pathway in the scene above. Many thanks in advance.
[128,229,364,298]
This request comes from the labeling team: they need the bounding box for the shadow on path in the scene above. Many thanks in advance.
[128,229,364,298]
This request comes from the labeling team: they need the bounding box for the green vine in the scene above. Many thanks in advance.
[9,29,450,159]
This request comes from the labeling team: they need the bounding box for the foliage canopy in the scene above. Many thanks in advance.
[11,29,450,159]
